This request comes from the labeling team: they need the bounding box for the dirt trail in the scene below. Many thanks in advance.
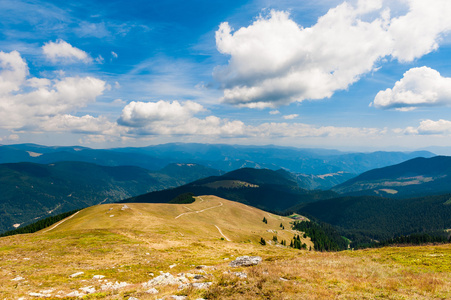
[43,211,81,233]
[214,225,231,241]
[174,197,223,219]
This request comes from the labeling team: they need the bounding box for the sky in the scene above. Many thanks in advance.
[1,0,451,152]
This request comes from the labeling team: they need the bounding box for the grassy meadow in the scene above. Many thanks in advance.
[0,196,450,299]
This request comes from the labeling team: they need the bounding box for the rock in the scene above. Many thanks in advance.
[169,296,187,300]
[93,275,105,279]
[11,276,24,281]
[233,272,247,279]
[193,274,204,280]
[29,292,48,297]
[229,256,262,267]
[69,271,84,278]
[279,277,289,281]
[178,282,212,290]
[128,297,139,300]
[191,282,212,289]
[142,272,189,288]
[169,263,177,269]
[66,291,85,297]
[196,265,207,269]
[80,286,96,293]
[121,205,130,210]
[101,281,129,290]
[145,287,159,294]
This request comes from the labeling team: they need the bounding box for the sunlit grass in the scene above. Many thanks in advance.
[1,196,449,299]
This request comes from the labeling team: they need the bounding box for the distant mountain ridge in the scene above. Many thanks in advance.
[0,143,435,175]
[333,156,451,198]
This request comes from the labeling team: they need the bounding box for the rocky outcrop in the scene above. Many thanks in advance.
[229,256,262,267]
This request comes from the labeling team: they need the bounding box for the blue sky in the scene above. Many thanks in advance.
[1,0,451,152]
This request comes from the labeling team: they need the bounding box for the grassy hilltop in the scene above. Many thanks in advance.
[1,196,450,299]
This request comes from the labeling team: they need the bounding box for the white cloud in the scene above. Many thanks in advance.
[269,110,280,115]
[283,114,298,120]
[372,67,451,110]
[111,51,118,59]
[0,50,107,130]
[42,40,92,63]
[215,1,451,108]
[403,119,451,135]
[117,100,383,139]
[0,50,28,95]
[118,100,205,127]
[40,114,119,135]
[7,134,19,141]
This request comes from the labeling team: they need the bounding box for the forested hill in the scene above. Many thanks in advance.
[295,193,451,245]
[122,168,337,212]
[332,156,451,198]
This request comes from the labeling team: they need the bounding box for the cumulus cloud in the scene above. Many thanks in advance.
[42,40,92,63]
[118,100,244,136]
[283,114,298,120]
[215,1,451,107]
[404,119,451,135]
[372,67,451,110]
[0,50,107,133]
[269,110,280,115]
[117,100,383,139]
[118,100,205,127]
[0,50,28,95]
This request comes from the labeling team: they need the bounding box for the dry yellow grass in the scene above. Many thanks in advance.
[0,196,450,299]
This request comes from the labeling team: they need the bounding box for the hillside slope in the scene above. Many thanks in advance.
[333,156,451,198]
[122,168,337,211]
[0,162,222,233]
[0,196,449,299]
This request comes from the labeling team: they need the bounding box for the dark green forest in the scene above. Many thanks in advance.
[0,210,79,237]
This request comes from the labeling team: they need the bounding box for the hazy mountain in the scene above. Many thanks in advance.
[0,143,435,175]
[332,156,451,198]
[0,161,222,233]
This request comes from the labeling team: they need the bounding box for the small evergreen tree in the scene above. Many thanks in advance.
[260,237,266,245]
[262,217,267,224]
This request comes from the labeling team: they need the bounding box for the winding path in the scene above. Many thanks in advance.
[43,211,81,233]
[174,197,223,219]
[214,225,231,241]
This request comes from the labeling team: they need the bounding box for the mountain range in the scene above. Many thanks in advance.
[0,143,435,175]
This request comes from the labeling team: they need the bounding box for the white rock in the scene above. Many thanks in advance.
[169,263,177,269]
[279,277,289,281]
[66,291,85,297]
[229,256,262,267]
[170,296,187,300]
[29,292,48,297]
[93,275,105,279]
[11,276,24,281]
[142,272,188,288]
[80,286,96,293]
[69,272,84,278]
[128,297,139,300]
[233,272,247,279]
[101,281,129,290]
[145,287,159,294]
[121,205,130,210]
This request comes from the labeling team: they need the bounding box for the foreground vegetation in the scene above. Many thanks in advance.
[1,196,450,299]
